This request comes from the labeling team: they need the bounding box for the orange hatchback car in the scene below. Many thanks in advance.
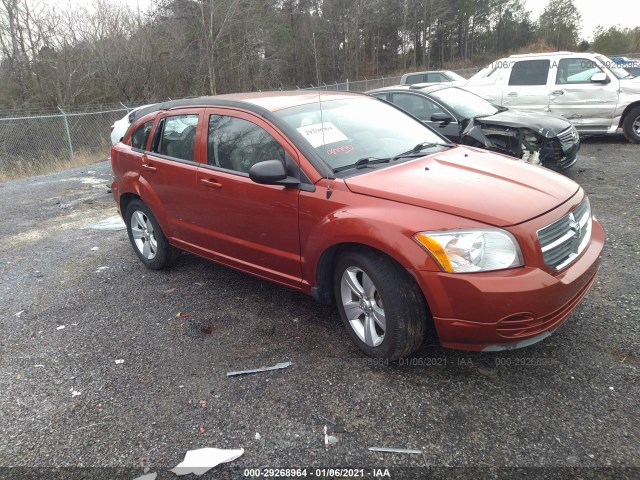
[110,91,604,359]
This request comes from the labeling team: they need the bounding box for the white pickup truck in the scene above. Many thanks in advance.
[464,52,640,143]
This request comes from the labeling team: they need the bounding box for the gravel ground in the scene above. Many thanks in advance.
[0,137,638,480]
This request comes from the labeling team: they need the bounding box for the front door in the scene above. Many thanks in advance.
[194,109,302,288]
[549,57,619,132]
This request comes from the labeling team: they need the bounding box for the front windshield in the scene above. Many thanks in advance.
[596,54,632,79]
[428,87,499,119]
[274,97,446,171]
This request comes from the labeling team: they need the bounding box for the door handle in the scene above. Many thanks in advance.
[200,178,222,189]
[551,90,564,95]
[141,163,156,172]
[507,92,518,97]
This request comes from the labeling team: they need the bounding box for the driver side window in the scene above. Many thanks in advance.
[556,58,605,84]
[207,115,285,174]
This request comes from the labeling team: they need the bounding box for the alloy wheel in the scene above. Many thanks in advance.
[340,266,386,347]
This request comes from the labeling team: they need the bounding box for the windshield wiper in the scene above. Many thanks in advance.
[333,143,453,173]
[394,141,454,159]
[333,157,391,173]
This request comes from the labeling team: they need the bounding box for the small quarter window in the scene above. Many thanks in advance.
[131,120,153,150]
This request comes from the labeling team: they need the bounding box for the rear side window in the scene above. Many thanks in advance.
[207,115,285,174]
[131,120,153,150]
[426,73,446,82]
[154,114,199,162]
[508,60,550,86]
[403,73,425,85]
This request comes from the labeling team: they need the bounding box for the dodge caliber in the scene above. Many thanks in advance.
[110,91,605,359]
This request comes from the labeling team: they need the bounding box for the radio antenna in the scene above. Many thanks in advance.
[312,32,332,198]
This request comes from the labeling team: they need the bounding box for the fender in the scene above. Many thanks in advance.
[300,204,452,294]
[117,171,173,238]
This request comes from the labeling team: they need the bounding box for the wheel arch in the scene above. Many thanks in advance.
[618,100,640,128]
[312,242,433,314]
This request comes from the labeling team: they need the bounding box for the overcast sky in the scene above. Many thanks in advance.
[525,0,637,40]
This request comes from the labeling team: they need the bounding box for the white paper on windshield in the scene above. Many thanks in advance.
[296,122,347,148]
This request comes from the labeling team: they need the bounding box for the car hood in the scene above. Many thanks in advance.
[343,146,579,227]
[474,109,572,138]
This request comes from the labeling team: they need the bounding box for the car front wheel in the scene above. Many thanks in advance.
[125,199,178,270]
[333,248,428,360]
[623,106,640,144]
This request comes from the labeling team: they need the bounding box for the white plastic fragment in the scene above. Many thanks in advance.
[369,447,423,454]
[132,473,157,480]
[327,435,338,445]
[95,266,109,273]
[115,359,124,365]
[81,215,126,231]
[609,386,614,391]
[171,447,244,476]
[71,390,81,397]
[56,325,65,330]
[226,361,292,377]
[91,247,99,251]
[255,432,261,440]
[14,311,24,317]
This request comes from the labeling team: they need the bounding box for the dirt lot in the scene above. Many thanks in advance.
[0,137,638,479]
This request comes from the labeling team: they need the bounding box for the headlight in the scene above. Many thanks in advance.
[414,229,523,273]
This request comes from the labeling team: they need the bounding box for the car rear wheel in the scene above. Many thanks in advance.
[623,106,640,144]
[125,199,178,270]
[333,248,428,360]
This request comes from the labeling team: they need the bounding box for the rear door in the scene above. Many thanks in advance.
[549,57,619,132]
[501,59,552,111]
[139,109,204,244]
[194,108,302,287]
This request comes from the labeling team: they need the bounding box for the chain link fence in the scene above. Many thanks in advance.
[0,106,143,180]
[0,67,480,180]
[302,67,479,91]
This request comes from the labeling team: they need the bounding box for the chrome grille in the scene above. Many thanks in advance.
[537,198,592,271]
[556,126,579,151]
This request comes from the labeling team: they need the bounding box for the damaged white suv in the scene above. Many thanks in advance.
[464,52,640,143]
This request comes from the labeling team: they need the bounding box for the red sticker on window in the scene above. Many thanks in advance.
[326,145,354,155]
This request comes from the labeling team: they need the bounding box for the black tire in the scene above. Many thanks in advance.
[333,247,428,360]
[623,106,640,144]
[125,199,179,270]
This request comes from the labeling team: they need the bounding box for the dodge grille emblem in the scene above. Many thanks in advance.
[568,214,581,239]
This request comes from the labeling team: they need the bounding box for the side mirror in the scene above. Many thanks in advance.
[249,160,299,187]
[430,112,453,125]
[590,72,610,84]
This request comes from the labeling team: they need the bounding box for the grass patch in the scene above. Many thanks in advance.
[0,150,107,182]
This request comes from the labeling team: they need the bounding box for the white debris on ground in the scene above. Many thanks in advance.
[56,325,65,330]
[81,215,126,231]
[132,473,157,480]
[171,447,244,476]
[115,359,124,365]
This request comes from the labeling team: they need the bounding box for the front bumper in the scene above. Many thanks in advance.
[411,218,605,351]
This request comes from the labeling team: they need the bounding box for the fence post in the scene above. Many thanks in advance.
[346,79,349,91]
[57,106,74,160]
